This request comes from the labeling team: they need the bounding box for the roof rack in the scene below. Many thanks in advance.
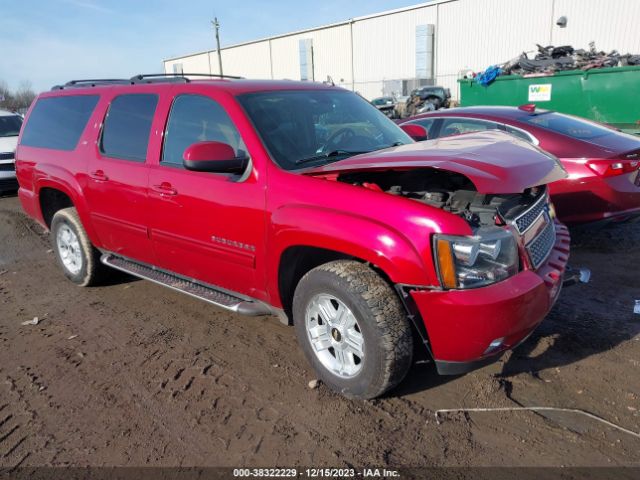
[130,73,244,83]
[50,73,244,91]
[51,79,132,90]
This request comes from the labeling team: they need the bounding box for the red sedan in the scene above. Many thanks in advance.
[400,106,640,224]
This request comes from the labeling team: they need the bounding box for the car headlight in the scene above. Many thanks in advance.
[434,227,519,289]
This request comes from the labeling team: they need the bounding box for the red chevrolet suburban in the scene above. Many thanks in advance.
[16,74,581,399]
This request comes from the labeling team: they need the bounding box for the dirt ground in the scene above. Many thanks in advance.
[0,193,639,469]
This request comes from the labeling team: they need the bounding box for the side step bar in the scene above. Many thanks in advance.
[101,253,273,317]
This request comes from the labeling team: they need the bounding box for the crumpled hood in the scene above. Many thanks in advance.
[304,130,567,194]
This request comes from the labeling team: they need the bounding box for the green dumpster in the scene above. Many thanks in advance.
[459,66,640,134]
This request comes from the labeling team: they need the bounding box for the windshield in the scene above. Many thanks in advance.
[372,97,393,106]
[0,115,23,138]
[418,88,444,96]
[237,89,412,170]
[520,111,615,140]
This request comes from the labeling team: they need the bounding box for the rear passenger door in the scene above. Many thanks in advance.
[84,92,160,264]
[147,92,265,297]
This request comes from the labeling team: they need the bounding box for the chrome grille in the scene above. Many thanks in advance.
[513,195,546,233]
[0,152,14,161]
[0,163,15,172]
[526,219,555,269]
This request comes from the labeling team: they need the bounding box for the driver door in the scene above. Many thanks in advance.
[147,92,266,298]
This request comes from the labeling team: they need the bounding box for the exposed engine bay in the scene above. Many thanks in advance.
[338,169,546,228]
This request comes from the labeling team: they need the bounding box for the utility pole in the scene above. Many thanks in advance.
[212,17,223,76]
[310,45,315,82]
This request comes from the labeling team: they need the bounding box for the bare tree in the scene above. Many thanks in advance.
[0,81,11,107]
[0,80,36,113]
[14,81,36,111]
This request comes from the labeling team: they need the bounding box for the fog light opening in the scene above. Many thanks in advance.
[484,337,505,355]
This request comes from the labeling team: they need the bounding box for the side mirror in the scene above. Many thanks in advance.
[400,124,428,142]
[183,141,248,174]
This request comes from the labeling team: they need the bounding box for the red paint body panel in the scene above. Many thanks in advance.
[402,107,640,224]
[304,130,567,194]
[412,273,548,361]
[412,222,570,363]
[266,165,477,293]
[15,80,576,371]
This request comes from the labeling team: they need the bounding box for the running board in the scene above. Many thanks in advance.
[101,253,273,317]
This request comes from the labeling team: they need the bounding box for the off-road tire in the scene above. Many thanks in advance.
[293,260,413,399]
[50,207,105,287]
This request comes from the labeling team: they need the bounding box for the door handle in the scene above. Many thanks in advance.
[89,170,109,182]
[151,182,178,196]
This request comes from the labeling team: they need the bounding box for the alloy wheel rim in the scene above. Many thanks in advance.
[56,224,83,275]
[305,294,365,378]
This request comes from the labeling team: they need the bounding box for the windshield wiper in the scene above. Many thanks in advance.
[294,149,369,165]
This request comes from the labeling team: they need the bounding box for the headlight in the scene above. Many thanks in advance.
[434,227,519,289]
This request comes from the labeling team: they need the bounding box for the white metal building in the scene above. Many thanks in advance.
[163,0,640,100]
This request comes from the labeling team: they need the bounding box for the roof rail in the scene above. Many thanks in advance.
[130,73,244,83]
[51,79,132,90]
[50,73,244,91]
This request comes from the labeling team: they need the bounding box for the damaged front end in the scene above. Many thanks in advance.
[334,168,570,286]
[302,132,588,371]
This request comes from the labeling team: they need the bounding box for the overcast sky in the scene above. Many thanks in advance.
[1,0,420,92]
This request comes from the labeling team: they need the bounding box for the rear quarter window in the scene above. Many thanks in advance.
[20,95,99,150]
[439,118,499,137]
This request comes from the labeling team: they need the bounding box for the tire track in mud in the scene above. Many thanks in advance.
[0,365,56,469]
[0,201,468,465]
[130,328,455,466]
[0,209,48,268]
[64,278,443,466]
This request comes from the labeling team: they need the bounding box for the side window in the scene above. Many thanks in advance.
[20,95,99,150]
[504,125,536,144]
[439,118,499,137]
[162,94,246,167]
[408,118,436,137]
[100,94,158,161]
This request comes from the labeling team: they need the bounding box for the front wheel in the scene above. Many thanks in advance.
[293,260,413,399]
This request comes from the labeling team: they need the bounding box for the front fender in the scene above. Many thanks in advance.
[267,205,437,307]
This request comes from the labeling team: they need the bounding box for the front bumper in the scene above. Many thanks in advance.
[410,223,571,374]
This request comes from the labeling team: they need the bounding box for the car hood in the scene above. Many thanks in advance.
[0,135,18,155]
[304,130,567,194]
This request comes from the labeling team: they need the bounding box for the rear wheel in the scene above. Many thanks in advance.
[293,260,413,399]
[51,207,105,286]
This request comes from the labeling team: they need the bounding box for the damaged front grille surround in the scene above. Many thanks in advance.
[511,190,548,234]
[526,219,556,269]
[498,187,556,270]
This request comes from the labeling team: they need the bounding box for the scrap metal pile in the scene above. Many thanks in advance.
[474,43,640,86]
